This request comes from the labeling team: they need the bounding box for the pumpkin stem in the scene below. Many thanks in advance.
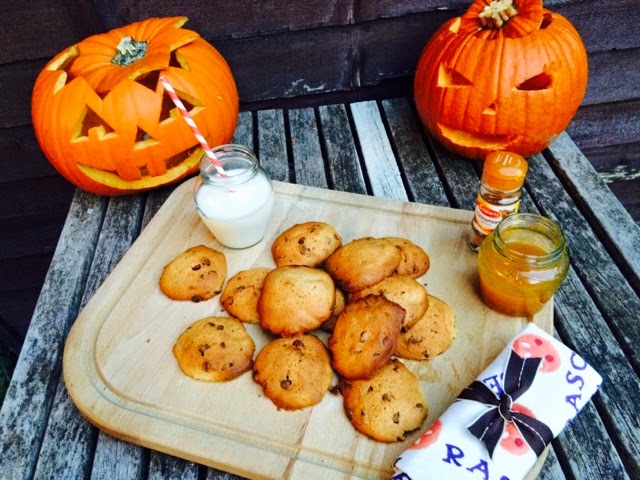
[478,0,518,29]
[112,37,148,66]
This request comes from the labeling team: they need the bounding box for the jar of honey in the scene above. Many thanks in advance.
[477,213,569,317]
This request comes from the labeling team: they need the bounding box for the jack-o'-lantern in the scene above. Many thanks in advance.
[414,0,588,160]
[32,17,239,195]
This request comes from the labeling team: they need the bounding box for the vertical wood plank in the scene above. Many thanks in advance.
[288,108,328,188]
[0,190,107,480]
[257,110,289,182]
[34,195,146,479]
[381,98,449,207]
[425,138,480,211]
[547,133,640,286]
[318,104,366,194]
[148,451,200,480]
[90,434,146,480]
[350,101,407,201]
[537,447,566,480]
[232,111,255,150]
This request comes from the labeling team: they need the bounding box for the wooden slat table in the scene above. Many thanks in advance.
[1,98,639,479]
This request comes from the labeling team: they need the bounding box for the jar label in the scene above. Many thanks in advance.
[472,197,520,235]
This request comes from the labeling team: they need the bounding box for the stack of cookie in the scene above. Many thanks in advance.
[161,221,457,443]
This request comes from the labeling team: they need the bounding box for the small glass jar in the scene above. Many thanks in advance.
[469,152,528,251]
[193,144,274,249]
[477,213,569,317]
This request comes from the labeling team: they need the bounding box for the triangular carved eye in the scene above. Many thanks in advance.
[517,72,553,91]
[75,105,115,139]
[438,65,473,87]
[136,126,152,142]
[159,93,196,122]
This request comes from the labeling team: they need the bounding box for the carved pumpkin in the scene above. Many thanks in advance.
[32,17,239,195]
[414,0,588,160]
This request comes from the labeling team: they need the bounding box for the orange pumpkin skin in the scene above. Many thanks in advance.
[414,0,588,160]
[31,17,239,195]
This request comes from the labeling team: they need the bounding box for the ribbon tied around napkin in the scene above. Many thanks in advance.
[457,349,554,458]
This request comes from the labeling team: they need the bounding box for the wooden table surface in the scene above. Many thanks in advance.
[1,98,639,480]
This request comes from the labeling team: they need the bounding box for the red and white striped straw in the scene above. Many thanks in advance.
[159,75,227,177]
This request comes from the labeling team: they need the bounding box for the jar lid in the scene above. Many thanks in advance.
[482,151,528,191]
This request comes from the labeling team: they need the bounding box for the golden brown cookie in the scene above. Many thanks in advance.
[329,295,405,380]
[271,222,342,267]
[340,359,428,442]
[323,237,402,292]
[258,266,335,336]
[384,237,430,279]
[320,287,347,332]
[350,275,429,330]
[160,245,226,302]
[252,334,334,410]
[172,317,255,382]
[220,267,271,323]
[394,295,456,360]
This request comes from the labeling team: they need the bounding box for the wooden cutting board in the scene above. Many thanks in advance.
[64,178,552,479]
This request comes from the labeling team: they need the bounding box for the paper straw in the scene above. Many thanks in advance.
[159,75,227,177]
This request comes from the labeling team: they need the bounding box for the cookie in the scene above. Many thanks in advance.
[252,334,333,410]
[350,275,429,330]
[324,237,402,292]
[329,295,405,380]
[160,245,226,302]
[320,287,347,332]
[394,295,456,360]
[220,267,271,323]
[271,222,342,267]
[172,316,255,382]
[384,237,430,279]
[258,266,335,336]
[340,359,428,442]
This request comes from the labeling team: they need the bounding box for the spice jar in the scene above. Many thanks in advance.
[477,213,569,317]
[193,144,274,249]
[469,151,528,251]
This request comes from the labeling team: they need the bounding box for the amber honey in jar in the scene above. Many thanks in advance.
[477,213,569,317]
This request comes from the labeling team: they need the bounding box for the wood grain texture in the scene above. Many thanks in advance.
[525,153,640,477]
[232,112,255,151]
[148,451,200,480]
[0,1,82,64]
[318,104,366,194]
[547,133,640,285]
[350,101,407,201]
[62,179,552,480]
[2,98,638,479]
[582,49,640,106]
[257,110,289,182]
[33,195,145,478]
[0,190,107,479]
[381,98,449,207]
[288,108,328,189]
[93,0,353,38]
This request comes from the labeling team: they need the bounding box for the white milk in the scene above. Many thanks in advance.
[195,168,274,248]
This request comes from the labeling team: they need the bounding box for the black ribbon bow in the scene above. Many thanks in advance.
[457,350,554,458]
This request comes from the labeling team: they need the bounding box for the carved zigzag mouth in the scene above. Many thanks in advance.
[77,147,202,190]
[437,123,515,150]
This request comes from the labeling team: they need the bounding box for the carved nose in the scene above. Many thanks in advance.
[483,102,498,116]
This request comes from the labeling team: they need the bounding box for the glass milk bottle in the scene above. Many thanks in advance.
[193,144,275,249]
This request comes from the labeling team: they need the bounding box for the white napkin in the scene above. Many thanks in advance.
[393,323,602,480]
